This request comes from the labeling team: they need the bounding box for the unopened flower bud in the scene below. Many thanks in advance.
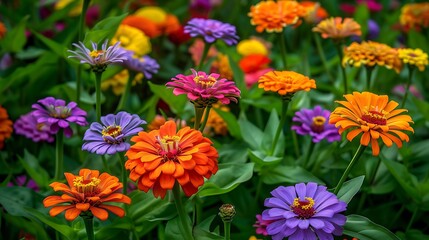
[219,203,236,222]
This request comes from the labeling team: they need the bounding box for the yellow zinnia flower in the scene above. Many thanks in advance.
[237,39,268,56]
[101,70,143,95]
[134,6,167,24]
[111,25,151,57]
[312,17,361,40]
[398,48,429,72]
[258,71,316,96]
[54,0,83,17]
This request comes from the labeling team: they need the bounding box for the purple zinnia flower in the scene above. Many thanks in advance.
[82,111,146,155]
[7,175,39,192]
[32,97,88,137]
[184,18,239,45]
[14,111,55,142]
[262,182,347,240]
[123,52,160,79]
[291,106,341,143]
[68,40,128,72]
[166,69,241,107]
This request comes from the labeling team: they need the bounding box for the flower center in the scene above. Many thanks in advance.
[89,50,104,58]
[194,75,217,88]
[361,106,387,125]
[156,135,180,161]
[291,197,316,219]
[36,123,46,131]
[48,105,71,119]
[311,116,326,133]
[102,125,124,144]
[73,176,101,196]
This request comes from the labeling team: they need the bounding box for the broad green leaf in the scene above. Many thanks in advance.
[337,175,365,204]
[31,31,69,59]
[238,114,263,149]
[148,81,189,115]
[408,30,429,54]
[227,55,248,98]
[397,230,429,240]
[194,215,223,240]
[218,141,248,164]
[354,4,369,38]
[248,150,282,166]
[344,214,400,240]
[84,13,128,45]
[165,217,186,240]
[0,16,28,53]
[260,165,323,185]
[18,150,50,189]
[129,191,176,223]
[241,95,282,113]
[214,108,242,139]
[261,109,285,156]
[2,213,50,240]
[0,186,36,217]
[197,163,254,197]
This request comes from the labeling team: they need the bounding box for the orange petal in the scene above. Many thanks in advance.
[90,206,109,221]
[370,138,380,156]
[159,120,177,137]
[49,205,74,217]
[152,182,167,199]
[189,171,204,188]
[75,203,90,211]
[162,160,176,175]
[43,196,70,207]
[346,129,362,142]
[360,131,371,146]
[99,204,126,218]
[173,163,185,178]
[65,207,81,221]
[159,174,175,189]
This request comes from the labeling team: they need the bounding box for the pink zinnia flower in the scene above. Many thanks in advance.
[253,214,273,236]
[166,69,240,107]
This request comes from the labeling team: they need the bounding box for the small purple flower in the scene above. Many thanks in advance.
[7,175,39,192]
[14,111,55,142]
[82,111,146,155]
[184,18,239,45]
[68,40,128,72]
[123,52,160,79]
[291,106,341,143]
[262,182,347,240]
[32,97,88,137]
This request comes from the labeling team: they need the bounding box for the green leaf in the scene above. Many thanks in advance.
[343,214,400,240]
[18,150,50,188]
[165,217,186,240]
[337,175,365,204]
[129,191,176,223]
[148,81,189,115]
[197,163,254,197]
[84,13,128,45]
[238,114,263,149]
[354,4,369,38]
[397,230,429,240]
[0,16,28,53]
[194,215,223,240]
[31,31,69,59]
[248,150,282,166]
[0,186,36,217]
[260,165,323,185]
[261,109,285,155]
[227,55,248,98]
[214,108,242,139]
[408,30,429,54]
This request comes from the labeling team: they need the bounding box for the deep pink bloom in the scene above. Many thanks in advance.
[357,0,382,12]
[254,214,274,236]
[166,69,240,106]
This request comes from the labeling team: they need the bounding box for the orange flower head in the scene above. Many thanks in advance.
[0,21,7,39]
[258,71,316,96]
[342,41,402,73]
[147,115,187,131]
[125,120,218,198]
[203,104,229,136]
[329,92,414,156]
[300,1,329,24]
[398,48,429,72]
[0,106,13,149]
[248,0,306,33]
[43,169,131,221]
[400,3,429,31]
[122,15,161,38]
[312,17,361,40]
[239,54,271,73]
[212,53,233,80]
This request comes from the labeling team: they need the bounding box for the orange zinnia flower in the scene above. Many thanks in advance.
[258,71,316,96]
[0,106,13,149]
[312,17,361,40]
[300,1,329,24]
[125,120,218,198]
[122,15,161,38]
[0,21,6,39]
[400,3,429,31]
[329,92,414,156]
[342,41,402,73]
[248,0,306,33]
[43,169,131,221]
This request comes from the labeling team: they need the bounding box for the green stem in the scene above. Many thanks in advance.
[101,155,111,173]
[198,106,212,132]
[77,65,82,106]
[279,31,288,69]
[302,141,316,169]
[118,153,127,195]
[390,204,405,228]
[401,66,415,108]
[270,98,290,156]
[172,183,194,240]
[82,215,95,240]
[366,67,373,91]
[117,71,135,111]
[78,0,91,41]
[406,206,419,231]
[94,72,103,121]
[197,43,211,70]
[193,106,205,130]
[54,129,64,180]
[313,32,334,83]
[335,43,348,94]
[223,221,231,240]
[334,144,366,195]
[357,156,382,212]
[292,131,300,159]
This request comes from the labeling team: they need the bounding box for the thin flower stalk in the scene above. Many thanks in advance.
[116,71,136,111]
[55,129,64,180]
[173,183,195,240]
[401,66,415,108]
[334,144,367,194]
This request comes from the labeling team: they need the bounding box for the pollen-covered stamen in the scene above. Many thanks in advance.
[361,106,387,125]
[47,105,71,119]
[194,75,217,89]
[73,176,101,196]
[311,116,326,133]
[89,50,105,59]
[156,135,181,161]
[291,197,316,219]
[102,125,124,144]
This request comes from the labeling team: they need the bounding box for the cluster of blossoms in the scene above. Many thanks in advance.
[0,106,13,149]
[400,2,429,31]
[312,17,361,41]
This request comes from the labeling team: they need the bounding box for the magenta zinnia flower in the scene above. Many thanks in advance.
[262,182,347,240]
[254,214,274,236]
[166,69,240,107]
[82,111,146,155]
[14,111,55,142]
[291,106,341,143]
[184,18,239,45]
[32,97,88,137]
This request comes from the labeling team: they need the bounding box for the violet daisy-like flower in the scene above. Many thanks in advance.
[262,182,347,240]
[123,51,160,79]
[32,97,88,137]
[68,40,128,73]
[184,18,239,45]
[14,111,55,143]
[166,69,240,107]
[82,111,146,155]
[291,106,341,143]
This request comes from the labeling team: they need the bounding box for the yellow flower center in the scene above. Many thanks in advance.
[157,135,180,161]
[89,50,104,58]
[311,116,326,133]
[291,197,316,219]
[48,106,71,119]
[102,125,124,144]
[73,176,101,195]
[194,75,217,89]
[36,123,45,131]
[361,106,387,125]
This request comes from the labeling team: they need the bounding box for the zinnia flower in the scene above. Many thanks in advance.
[166,69,240,107]
[123,52,160,79]
[400,3,429,31]
[14,111,55,143]
[43,169,131,221]
[203,104,229,136]
[329,92,414,156]
[32,97,88,137]
[122,15,162,38]
[0,105,13,149]
[146,115,187,131]
[262,182,347,240]
[101,70,143,95]
[248,0,306,33]
[189,39,217,66]
[125,120,218,198]
[292,106,341,143]
[254,214,274,236]
[397,48,429,71]
[68,40,128,73]
[82,111,146,155]
[300,1,329,24]
[239,54,273,88]
[212,53,233,80]
[237,39,269,56]
[184,18,239,45]
[258,71,316,96]
[0,21,6,39]
[312,17,361,40]
[342,41,402,73]
[111,25,152,57]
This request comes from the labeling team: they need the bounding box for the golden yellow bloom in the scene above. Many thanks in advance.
[342,41,402,73]
[54,0,83,17]
[101,70,143,95]
[329,92,414,156]
[212,54,233,80]
[312,17,361,40]
[258,71,316,96]
[400,3,429,31]
[398,48,429,71]
[111,25,151,56]
[204,104,229,136]
[248,0,306,33]
[237,39,268,56]
[135,6,167,24]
